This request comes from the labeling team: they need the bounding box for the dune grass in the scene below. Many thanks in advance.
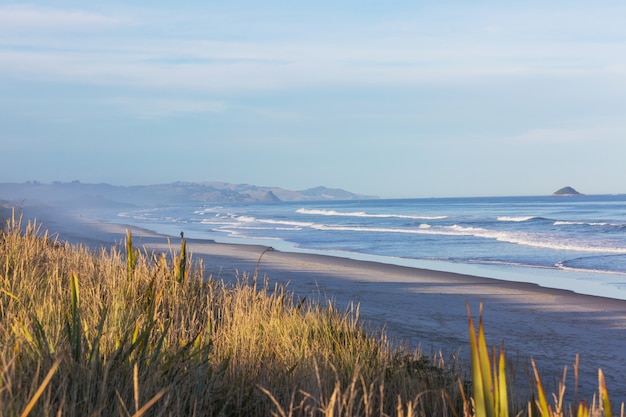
[0,212,461,416]
[2,209,623,417]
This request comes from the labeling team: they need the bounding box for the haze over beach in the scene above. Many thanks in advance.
[2,1,626,197]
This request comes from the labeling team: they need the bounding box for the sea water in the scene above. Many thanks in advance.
[114,194,626,300]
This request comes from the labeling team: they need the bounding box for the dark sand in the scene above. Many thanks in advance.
[11,206,626,405]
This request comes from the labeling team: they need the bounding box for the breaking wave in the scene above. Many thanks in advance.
[497,216,540,222]
[303,223,626,254]
[296,208,447,220]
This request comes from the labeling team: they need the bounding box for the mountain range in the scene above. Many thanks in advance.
[0,181,379,208]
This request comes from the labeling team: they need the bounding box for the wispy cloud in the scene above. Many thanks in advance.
[107,97,228,118]
[0,2,625,108]
[0,4,128,31]
[508,125,624,144]
[1,3,626,95]
[1,41,622,95]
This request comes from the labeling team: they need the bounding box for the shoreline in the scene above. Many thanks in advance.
[87,204,626,302]
[9,206,626,404]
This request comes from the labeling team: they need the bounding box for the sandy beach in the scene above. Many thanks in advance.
[15,205,626,405]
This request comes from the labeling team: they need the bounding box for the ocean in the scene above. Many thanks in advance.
[113,194,626,300]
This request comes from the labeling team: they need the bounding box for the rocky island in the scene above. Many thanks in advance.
[552,186,583,196]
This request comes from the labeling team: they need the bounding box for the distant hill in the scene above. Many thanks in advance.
[0,181,378,208]
[0,199,11,224]
[552,186,583,196]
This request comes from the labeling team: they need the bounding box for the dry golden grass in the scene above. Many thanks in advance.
[0,212,461,416]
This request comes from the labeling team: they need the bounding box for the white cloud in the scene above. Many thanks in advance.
[0,4,127,31]
[508,125,624,144]
[1,35,624,95]
[108,97,228,118]
[0,3,625,94]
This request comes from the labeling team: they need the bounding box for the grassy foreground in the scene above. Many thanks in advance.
[0,214,461,416]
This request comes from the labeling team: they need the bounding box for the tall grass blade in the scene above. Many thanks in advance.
[0,287,19,302]
[134,362,140,414]
[131,388,168,417]
[68,272,81,361]
[496,344,509,417]
[476,305,495,417]
[467,303,510,417]
[531,358,551,417]
[126,229,138,281]
[577,401,590,417]
[599,369,612,417]
[467,303,488,417]
[257,385,288,417]
[176,237,186,283]
[20,359,61,417]
[87,307,108,366]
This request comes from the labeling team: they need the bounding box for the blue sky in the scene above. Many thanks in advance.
[1,1,626,198]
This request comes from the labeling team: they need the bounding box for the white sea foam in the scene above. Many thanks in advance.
[236,216,257,223]
[304,223,626,254]
[256,219,314,227]
[554,221,612,227]
[555,261,626,275]
[233,215,313,228]
[222,228,283,240]
[497,216,538,222]
[443,225,626,253]
[296,208,447,220]
[123,208,626,254]
[193,206,225,215]
[198,217,244,228]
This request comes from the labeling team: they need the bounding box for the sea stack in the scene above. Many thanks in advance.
[552,186,583,196]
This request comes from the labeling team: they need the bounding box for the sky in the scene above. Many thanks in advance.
[1,1,626,198]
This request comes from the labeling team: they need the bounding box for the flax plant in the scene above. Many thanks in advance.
[126,229,139,281]
[463,303,509,417]
[465,303,623,417]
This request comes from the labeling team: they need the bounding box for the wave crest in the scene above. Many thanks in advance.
[296,208,447,220]
[497,216,539,222]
